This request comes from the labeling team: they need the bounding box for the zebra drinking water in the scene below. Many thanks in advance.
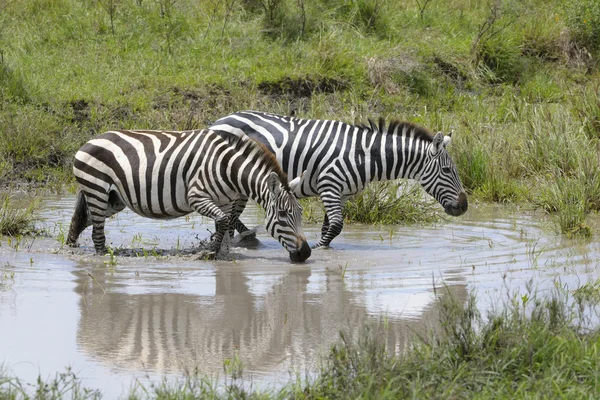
[210,111,468,248]
[67,129,311,262]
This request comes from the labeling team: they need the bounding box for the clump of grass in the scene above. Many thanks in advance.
[299,288,599,399]
[343,181,442,225]
[573,278,600,304]
[0,59,29,103]
[565,0,600,57]
[477,36,524,84]
[299,197,324,224]
[453,139,526,203]
[0,194,39,236]
[329,0,390,38]
[536,175,592,236]
[521,72,563,103]
[0,262,16,291]
[0,367,101,400]
[572,85,600,140]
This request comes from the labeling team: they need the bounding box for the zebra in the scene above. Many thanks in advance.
[210,111,468,248]
[66,129,312,262]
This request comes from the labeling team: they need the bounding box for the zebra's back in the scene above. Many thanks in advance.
[212,111,362,198]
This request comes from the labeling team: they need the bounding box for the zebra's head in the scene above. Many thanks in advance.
[419,132,468,217]
[265,172,311,262]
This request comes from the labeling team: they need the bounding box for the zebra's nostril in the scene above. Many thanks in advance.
[290,239,311,262]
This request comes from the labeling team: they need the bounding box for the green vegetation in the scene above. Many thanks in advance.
[344,181,442,224]
[573,277,600,303]
[301,181,443,225]
[2,286,598,399]
[0,368,101,400]
[1,0,599,234]
[0,194,38,236]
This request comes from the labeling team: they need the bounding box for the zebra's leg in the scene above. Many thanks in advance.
[314,191,344,248]
[213,197,249,239]
[320,213,330,238]
[67,191,92,247]
[189,194,229,255]
[232,195,250,235]
[227,196,249,238]
[85,193,111,254]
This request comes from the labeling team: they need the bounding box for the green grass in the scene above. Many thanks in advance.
[0,194,39,236]
[2,286,598,399]
[573,277,600,304]
[1,0,600,234]
[298,290,600,399]
[344,181,443,225]
[299,181,443,225]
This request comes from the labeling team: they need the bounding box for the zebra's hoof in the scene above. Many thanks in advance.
[66,241,79,248]
[232,228,260,248]
[311,244,330,250]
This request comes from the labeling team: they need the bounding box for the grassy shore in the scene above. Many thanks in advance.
[1,286,598,399]
[1,0,600,233]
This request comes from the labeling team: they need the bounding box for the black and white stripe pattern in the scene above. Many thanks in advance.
[211,111,468,248]
[67,129,311,262]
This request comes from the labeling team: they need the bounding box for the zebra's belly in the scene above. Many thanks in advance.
[126,203,193,220]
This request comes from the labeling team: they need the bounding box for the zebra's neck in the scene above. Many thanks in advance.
[360,125,431,184]
[251,175,273,209]
[221,144,275,208]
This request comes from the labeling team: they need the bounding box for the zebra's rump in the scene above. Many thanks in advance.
[73,130,206,218]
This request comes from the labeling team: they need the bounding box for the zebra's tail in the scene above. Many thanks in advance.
[66,190,91,247]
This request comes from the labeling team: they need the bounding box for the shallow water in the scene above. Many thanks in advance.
[1,196,599,398]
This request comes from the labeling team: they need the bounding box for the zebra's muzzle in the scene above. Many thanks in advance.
[444,192,468,216]
[289,239,311,262]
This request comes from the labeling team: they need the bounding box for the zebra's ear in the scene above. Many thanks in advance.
[267,171,282,196]
[430,132,445,155]
[288,171,305,194]
[443,131,452,148]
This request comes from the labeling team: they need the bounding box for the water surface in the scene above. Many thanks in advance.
[1,196,598,397]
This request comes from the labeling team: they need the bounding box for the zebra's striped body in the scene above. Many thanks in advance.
[67,129,311,262]
[211,111,468,247]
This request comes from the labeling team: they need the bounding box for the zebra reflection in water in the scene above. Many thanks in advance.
[74,266,467,374]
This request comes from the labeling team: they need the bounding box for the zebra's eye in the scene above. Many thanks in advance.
[442,166,451,174]
[278,211,289,220]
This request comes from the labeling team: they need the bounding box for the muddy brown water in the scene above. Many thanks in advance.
[1,195,599,398]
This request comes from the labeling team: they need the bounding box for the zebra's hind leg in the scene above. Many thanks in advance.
[84,193,111,254]
[67,191,92,247]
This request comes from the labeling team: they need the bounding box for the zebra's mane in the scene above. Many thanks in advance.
[224,134,289,187]
[358,118,434,142]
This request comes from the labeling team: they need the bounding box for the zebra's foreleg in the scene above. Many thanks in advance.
[232,195,250,235]
[320,213,329,238]
[227,196,249,237]
[315,191,344,248]
[189,195,229,255]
